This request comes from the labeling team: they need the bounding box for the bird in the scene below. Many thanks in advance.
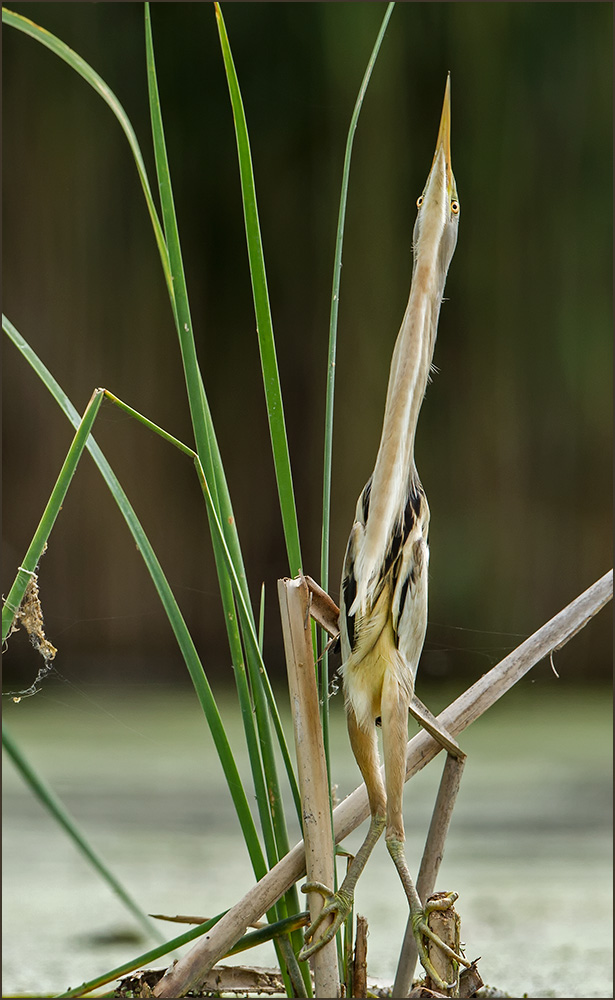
[299,76,469,989]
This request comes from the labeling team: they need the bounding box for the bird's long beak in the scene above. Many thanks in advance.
[430,73,453,195]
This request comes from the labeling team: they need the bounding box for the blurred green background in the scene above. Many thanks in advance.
[3,3,612,690]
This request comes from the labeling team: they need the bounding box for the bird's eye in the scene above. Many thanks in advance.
[451,200,460,215]
[416,195,424,208]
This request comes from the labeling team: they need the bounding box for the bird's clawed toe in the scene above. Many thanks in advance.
[411,894,472,991]
[297,882,353,961]
[424,890,459,916]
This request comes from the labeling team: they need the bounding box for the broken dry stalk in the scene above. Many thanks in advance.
[458,963,484,998]
[352,915,368,999]
[424,892,461,996]
[278,575,340,999]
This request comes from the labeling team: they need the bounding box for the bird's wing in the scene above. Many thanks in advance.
[391,525,429,676]
[340,522,362,664]
[339,479,372,662]
[341,479,429,670]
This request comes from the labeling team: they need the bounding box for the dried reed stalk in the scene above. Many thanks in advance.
[352,915,369,998]
[424,892,461,996]
[277,576,340,999]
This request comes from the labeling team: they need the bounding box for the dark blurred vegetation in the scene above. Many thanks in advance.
[3,3,611,691]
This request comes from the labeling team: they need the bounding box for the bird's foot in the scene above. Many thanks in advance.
[412,892,472,991]
[297,881,353,961]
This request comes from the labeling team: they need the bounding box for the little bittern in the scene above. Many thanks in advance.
[299,76,469,989]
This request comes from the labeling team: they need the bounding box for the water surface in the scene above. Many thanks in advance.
[3,681,612,998]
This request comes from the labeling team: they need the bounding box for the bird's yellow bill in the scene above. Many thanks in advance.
[431,73,453,193]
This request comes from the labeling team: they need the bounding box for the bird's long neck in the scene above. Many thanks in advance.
[381,263,442,479]
[355,260,444,609]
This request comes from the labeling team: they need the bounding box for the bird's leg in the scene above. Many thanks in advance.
[386,839,470,989]
[381,674,471,991]
[299,813,385,961]
[298,708,386,961]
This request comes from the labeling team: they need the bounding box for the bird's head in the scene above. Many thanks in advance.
[412,73,459,288]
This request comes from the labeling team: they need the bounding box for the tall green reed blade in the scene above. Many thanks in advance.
[258,583,266,651]
[144,8,302,920]
[102,396,305,994]
[208,9,307,948]
[143,6,267,831]
[1,7,172,303]
[143,3,251,609]
[2,387,103,643]
[3,727,165,945]
[319,2,396,766]
[3,315,268,885]
[215,2,302,578]
[321,0,396,593]
[237,624,306,979]
[103,392,306,977]
[86,408,302,829]
[214,581,298,997]
[103,389,306,984]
